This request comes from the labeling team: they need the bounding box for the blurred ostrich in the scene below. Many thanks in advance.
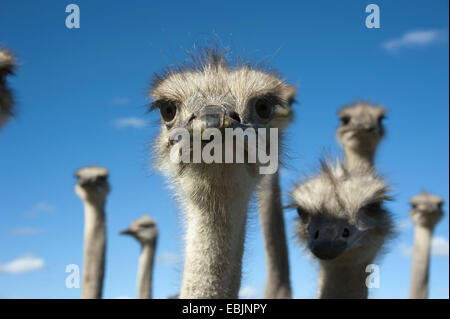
[150,49,296,298]
[409,192,444,299]
[0,49,15,130]
[290,161,394,298]
[75,166,110,299]
[120,215,158,299]
[337,102,386,169]
[257,85,295,298]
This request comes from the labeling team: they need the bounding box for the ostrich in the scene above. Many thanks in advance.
[120,215,158,299]
[409,191,444,299]
[74,165,110,299]
[337,102,386,169]
[149,49,296,298]
[257,85,295,299]
[289,161,394,298]
[0,48,15,130]
[258,174,292,298]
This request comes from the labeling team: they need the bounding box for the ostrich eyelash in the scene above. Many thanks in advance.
[252,93,284,107]
[149,99,178,113]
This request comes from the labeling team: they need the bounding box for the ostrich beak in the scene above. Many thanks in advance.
[120,229,133,236]
[307,222,351,260]
[77,177,97,187]
[351,120,377,134]
[186,105,243,132]
[309,240,347,260]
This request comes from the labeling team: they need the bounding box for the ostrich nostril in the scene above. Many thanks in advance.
[342,228,350,238]
[228,111,241,123]
[314,230,319,240]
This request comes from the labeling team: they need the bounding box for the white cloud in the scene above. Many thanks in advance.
[109,97,131,105]
[431,237,449,257]
[112,117,148,129]
[239,286,260,299]
[383,29,447,51]
[115,296,133,299]
[25,202,56,217]
[399,236,449,258]
[0,255,45,274]
[11,227,43,236]
[156,252,182,266]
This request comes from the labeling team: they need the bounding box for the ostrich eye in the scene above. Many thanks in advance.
[97,176,107,183]
[159,102,177,122]
[297,207,309,222]
[255,99,273,120]
[340,116,350,125]
[342,228,350,238]
[377,116,385,126]
[438,203,443,210]
[364,202,382,217]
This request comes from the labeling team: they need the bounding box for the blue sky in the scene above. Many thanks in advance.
[0,0,448,299]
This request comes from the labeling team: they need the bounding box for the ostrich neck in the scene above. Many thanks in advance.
[179,174,255,298]
[257,172,292,298]
[409,225,433,299]
[137,240,157,299]
[344,147,375,169]
[318,262,369,299]
[81,200,106,299]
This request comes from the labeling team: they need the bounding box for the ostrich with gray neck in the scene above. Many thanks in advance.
[409,192,444,299]
[75,166,110,299]
[149,49,296,298]
[290,161,394,298]
[120,215,158,299]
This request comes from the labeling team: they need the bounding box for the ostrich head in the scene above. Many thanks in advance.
[0,49,15,128]
[410,192,444,228]
[75,166,110,205]
[290,161,394,265]
[337,102,386,155]
[149,49,296,186]
[120,215,158,245]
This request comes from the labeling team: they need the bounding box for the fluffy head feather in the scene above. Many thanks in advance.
[149,48,296,181]
[75,166,109,180]
[337,101,386,153]
[290,160,394,265]
[121,215,158,244]
[410,191,444,228]
[74,166,110,204]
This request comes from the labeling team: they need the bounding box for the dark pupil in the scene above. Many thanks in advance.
[366,202,381,216]
[256,101,272,119]
[297,208,308,221]
[341,116,350,125]
[342,228,350,238]
[161,104,176,122]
